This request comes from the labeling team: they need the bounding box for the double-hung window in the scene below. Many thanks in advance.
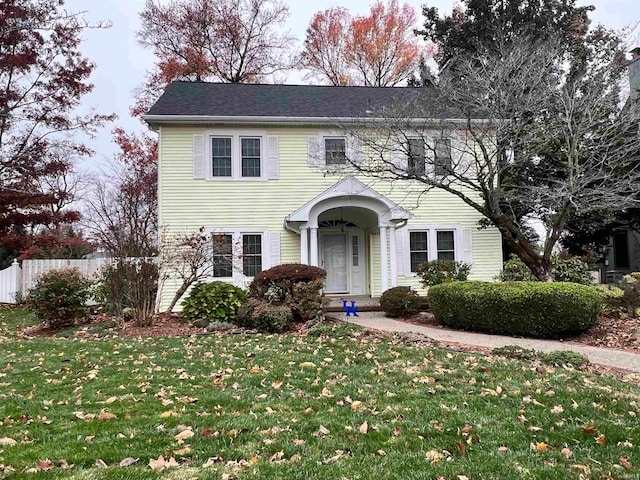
[325,137,347,165]
[409,231,429,272]
[241,137,261,177]
[212,137,232,177]
[434,138,452,175]
[212,234,233,277]
[242,234,262,276]
[407,138,426,175]
[208,131,266,180]
[436,230,455,260]
[407,228,458,273]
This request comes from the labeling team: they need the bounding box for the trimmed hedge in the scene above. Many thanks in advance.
[380,286,420,318]
[428,281,600,338]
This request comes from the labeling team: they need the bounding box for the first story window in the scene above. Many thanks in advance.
[212,137,232,177]
[436,230,455,260]
[409,231,428,272]
[325,137,346,165]
[242,234,263,276]
[212,234,233,277]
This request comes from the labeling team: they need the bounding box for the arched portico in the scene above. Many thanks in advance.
[285,177,412,294]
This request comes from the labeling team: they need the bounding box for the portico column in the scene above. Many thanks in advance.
[389,226,398,287]
[300,227,309,264]
[380,226,389,292]
[310,227,319,266]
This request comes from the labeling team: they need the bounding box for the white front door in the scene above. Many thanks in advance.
[322,233,348,293]
[349,231,366,295]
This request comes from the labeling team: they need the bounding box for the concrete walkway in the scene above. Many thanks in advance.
[343,312,640,374]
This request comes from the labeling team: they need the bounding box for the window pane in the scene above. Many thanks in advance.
[241,138,261,177]
[212,137,232,177]
[407,138,425,175]
[352,236,359,267]
[242,234,262,276]
[436,230,455,261]
[409,231,428,272]
[435,138,451,175]
[613,232,630,268]
[212,234,233,277]
[325,138,346,165]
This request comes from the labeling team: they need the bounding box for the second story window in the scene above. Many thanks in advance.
[407,138,425,175]
[434,138,452,175]
[325,137,346,165]
[212,137,232,177]
[241,137,261,177]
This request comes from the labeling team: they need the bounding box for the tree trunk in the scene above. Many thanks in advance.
[495,217,552,281]
[167,279,194,313]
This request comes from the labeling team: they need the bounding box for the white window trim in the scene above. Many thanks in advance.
[206,129,268,181]
[205,227,271,282]
[319,130,348,169]
[403,225,463,275]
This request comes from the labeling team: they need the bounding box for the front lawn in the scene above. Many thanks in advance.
[0,308,638,479]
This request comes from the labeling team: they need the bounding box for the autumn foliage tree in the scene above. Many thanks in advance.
[134,0,295,116]
[0,0,112,267]
[301,0,424,86]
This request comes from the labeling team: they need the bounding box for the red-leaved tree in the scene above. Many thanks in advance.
[0,0,113,268]
[134,0,296,116]
[301,0,424,86]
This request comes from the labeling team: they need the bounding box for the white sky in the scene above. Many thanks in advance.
[63,0,640,173]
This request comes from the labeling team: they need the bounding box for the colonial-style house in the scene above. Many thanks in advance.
[144,82,503,311]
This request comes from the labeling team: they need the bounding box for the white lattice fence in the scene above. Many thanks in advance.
[0,260,21,303]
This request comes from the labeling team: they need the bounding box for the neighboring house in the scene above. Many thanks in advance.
[144,82,503,311]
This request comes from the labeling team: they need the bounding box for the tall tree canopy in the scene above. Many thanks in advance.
[134,0,296,116]
[0,0,112,267]
[301,0,424,86]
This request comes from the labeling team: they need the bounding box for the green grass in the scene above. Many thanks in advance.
[0,308,638,479]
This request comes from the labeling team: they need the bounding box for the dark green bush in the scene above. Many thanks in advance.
[234,299,292,333]
[498,255,537,281]
[428,281,600,338]
[26,268,93,328]
[540,350,588,367]
[492,345,537,361]
[416,260,471,287]
[249,264,326,322]
[181,281,248,323]
[380,286,420,318]
[551,257,593,285]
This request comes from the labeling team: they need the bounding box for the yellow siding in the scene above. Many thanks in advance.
[158,125,503,310]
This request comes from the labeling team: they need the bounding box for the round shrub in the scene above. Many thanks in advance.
[428,281,600,338]
[249,263,326,322]
[181,281,248,323]
[498,255,537,281]
[234,299,293,333]
[26,268,93,328]
[380,286,420,318]
[551,257,593,285]
[416,260,471,287]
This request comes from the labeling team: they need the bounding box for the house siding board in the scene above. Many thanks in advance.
[158,125,503,309]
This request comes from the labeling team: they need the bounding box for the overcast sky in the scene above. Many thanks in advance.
[63,0,640,173]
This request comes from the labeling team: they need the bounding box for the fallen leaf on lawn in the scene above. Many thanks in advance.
[292,438,305,446]
[268,451,284,463]
[498,446,508,452]
[272,381,283,389]
[455,440,466,456]
[528,426,543,432]
[533,442,548,451]
[458,476,470,480]
[200,428,214,437]
[359,421,368,434]
[595,434,607,445]
[57,459,73,470]
[290,454,301,462]
[160,410,178,418]
[551,405,564,414]
[321,387,333,397]
[377,450,386,456]
[315,425,330,436]
[99,411,117,420]
[175,429,194,441]
[174,446,191,456]
[582,425,597,434]
[202,457,223,468]
[571,464,591,474]
[323,450,344,464]
[561,447,572,458]
[95,459,108,468]
[36,460,55,471]
[85,435,95,443]
[119,457,139,467]
[0,438,17,446]
[103,396,117,404]
[149,455,179,471]
[299,362,316,369]
[425,449,445,464]
[351,400,362,411]
[393,426,401,437]
[620,455,633,471]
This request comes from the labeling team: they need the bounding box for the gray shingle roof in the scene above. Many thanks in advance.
[146,81,456,119]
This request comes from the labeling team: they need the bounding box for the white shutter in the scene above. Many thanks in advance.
[269,231,281,268]
[462,228,473,270]
[346,136,363,165]
[307,136,321,166]
[267,135,279,179]
[193,134,205,179]
[395,228,404,277]
[391,139,407,173]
